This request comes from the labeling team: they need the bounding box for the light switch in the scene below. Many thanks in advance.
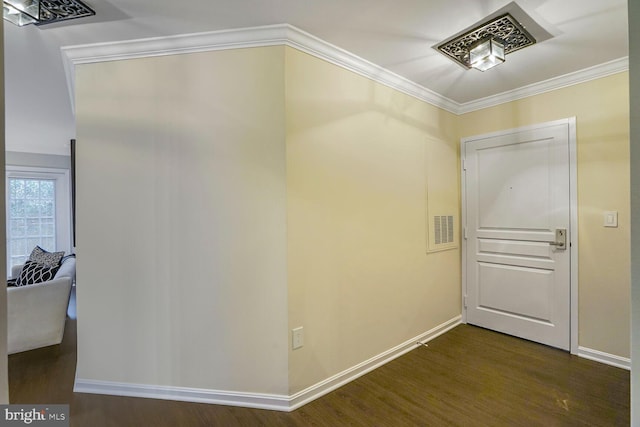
[604,211,618,228]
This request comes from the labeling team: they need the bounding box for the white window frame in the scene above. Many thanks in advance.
[6,166,72,273]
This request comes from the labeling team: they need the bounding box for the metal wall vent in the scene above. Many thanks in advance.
[434,215,455,245]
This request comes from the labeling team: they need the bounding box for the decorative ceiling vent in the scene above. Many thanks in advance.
[3,0,95,27]
[436,13,535,71]
[38,0,95,25]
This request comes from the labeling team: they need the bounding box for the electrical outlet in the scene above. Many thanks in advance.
[292,327,304,350]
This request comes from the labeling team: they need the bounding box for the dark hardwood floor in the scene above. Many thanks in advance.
[9,311,629,426]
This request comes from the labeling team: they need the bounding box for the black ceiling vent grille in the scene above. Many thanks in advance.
[436,13,536,69]
[36,0,95,26]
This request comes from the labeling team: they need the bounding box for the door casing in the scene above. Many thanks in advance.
[460,117,578,354]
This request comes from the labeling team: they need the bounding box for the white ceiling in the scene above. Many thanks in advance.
[3,0,629,155]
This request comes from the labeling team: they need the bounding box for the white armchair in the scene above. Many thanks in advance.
[7,257,76,354]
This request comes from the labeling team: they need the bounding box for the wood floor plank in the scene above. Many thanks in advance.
[8,318,629,426]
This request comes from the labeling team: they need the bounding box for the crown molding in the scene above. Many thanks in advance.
[281,26,460,113]
[60,23,459,114]
[61,24,291,114]
[61,24,629,116]
[458,57,629,114]
[61,24,289,65]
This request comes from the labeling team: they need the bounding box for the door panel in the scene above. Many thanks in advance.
[464,123,571,350]
[477,239,554,270]
[476,138,552,230]
[478,263,553,322]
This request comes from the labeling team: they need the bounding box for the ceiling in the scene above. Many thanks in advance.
[3,0,629,154]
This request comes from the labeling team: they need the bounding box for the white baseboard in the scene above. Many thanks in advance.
[74,315,463,412]
[288,315,463,410]
[74,379,291,411]
[577,346,631,370]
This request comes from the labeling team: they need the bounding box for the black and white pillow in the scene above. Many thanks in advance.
[29,246,64,268]
[15,260,60,287]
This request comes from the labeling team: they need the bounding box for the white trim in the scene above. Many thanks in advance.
[460,118,578,353]
[61,24,290,115]
[288,315,462,411]
[60,24,628,116]
[282,26,459,114]
[567,117,579,355]
[578,346,631,370]
[61,24,458,115]
[5,165,69,175]
[74,379,291,412]
[62,24,287,65]
[460,144,468,324]
[74,315,462,412]
[458,58,629,114]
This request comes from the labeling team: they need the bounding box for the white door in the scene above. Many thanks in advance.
[462,120,573,351]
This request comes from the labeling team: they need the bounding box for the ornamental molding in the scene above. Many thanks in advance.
[61,24,628,116]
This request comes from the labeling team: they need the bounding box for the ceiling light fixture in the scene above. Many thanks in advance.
[469,37,505,72]
[3,0,95,27]
[436,13,535,72]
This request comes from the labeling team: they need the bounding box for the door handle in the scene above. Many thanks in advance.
[548,228,567,250]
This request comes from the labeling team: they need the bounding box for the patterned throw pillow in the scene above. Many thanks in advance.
[15,260,60,287]
[29,246,65,268]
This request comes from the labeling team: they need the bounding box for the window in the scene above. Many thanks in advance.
[6,167,71,273]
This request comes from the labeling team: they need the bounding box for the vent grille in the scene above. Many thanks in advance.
[435,13,536,69]
[434,215,455,245]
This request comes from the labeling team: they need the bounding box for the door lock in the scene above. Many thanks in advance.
[549,228,567,250]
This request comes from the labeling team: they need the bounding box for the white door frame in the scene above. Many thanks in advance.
[461,117,578,355]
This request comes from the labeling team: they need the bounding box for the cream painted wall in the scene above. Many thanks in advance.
[75,46,289,394]
[285,48,461,393]
[74,43,462,400]
[73,39,626,405]
[459,73,631,358]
